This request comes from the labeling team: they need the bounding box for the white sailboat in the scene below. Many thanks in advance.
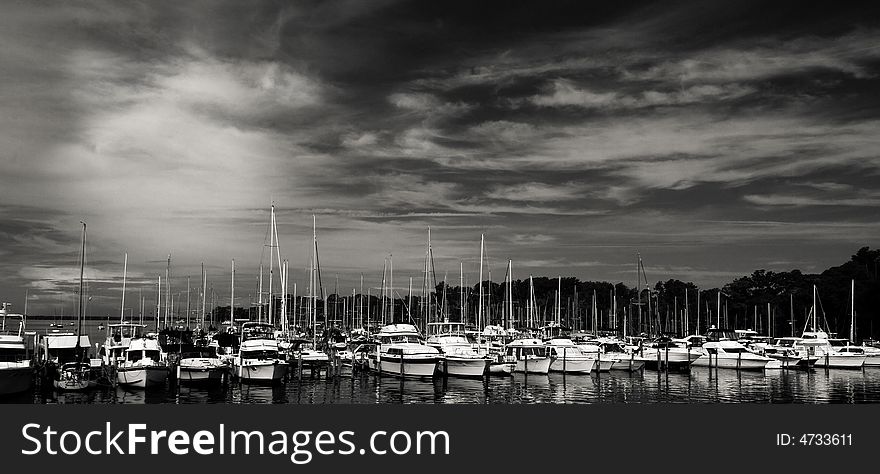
[54,222,97,391]
[796,285,865,369]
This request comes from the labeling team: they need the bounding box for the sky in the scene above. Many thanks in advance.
[1,0,879,317]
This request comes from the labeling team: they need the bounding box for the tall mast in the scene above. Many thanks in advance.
[202,263,207,329]
[156,276,161,331]
[478,234,484,330]
[812,284,817,331]
[268,205,274,327]
[186,276,191,328]
[312,214,318,346]
[119,252,127,324]
[506,260,512,330]
[76,221,86,350]
[165,254,171,328]
[408,277,413,323]
[850,279,856,343]
[230,259,235,326]
[381,259,387,325]
[556,276,561,325]
[460,262,464,323]
[636,253,642,334]
[389,255,394,324]
[258,264,263,324]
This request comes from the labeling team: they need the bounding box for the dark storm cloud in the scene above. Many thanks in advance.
[1,0,879,314]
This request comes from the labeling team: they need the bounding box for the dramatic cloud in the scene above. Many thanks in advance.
[1,0,879,315]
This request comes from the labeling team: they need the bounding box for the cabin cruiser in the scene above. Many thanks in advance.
[100,322,142,367]
[686,329,774,370]
[506,338,552,374]
[426,322,490,378]
[177,346,227,385]
[369,324,441,378]
[0,304,32,396]
[796,331,865,369]
[637,336,701,370]
[232,322,288,383]
[571,339,615,372]
[478,325,515,375]
[826,339,880,367]
[544,337,594,374]
[754,337,818,369]
[592,337,648,371]
[117,332,169,388]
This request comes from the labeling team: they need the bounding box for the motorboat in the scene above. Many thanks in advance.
[506,338,552,374]
[177,346,227,385]
[478,325,515,375]
[232,322,288,384]
[117,332,169,388]
[796,331,865,369]
[369,324,441,378]
[426,322,490,378]
[827,339,880,367]
[544,337,594,374]
[756,337,818,369]
[593,337,649,371]
[637,336,701,370]
[0,304,32,396]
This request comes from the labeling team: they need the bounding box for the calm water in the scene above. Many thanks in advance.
[4,368,880,404]
[10,318,880,404]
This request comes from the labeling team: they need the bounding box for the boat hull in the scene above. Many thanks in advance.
[117,366,169,388]
[0,366,33,396]
[691,355,769,370]
[515,356,552,374]
[814,354,865,369]
[442,357,489,378]
[488,362,515,375]
[642,349,700,370]
[864,354,880,367]
[549,358,594,374]
[375,355,439,378]
[233,360,288,384]
[609,356,647,371]
[177,366,227,385]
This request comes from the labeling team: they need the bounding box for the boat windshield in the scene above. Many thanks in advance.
[242,325,275,341]
[242,350,278,359]
[720,347,748,354]
[181,347,217,358]
[380,335,421,344]
[774,339,796,347]
[127,350,161,362]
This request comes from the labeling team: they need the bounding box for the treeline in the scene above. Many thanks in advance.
[210,247,880,341]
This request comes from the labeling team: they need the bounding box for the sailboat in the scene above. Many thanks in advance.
[52,222,96,391]
[116,251,170,389]
[503,260,552,374]
[829,280,880,366]
[795,285,865,369]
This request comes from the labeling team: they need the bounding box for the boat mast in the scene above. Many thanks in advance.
[478,234,484,331]
[120,252,127,324]
[812,284,817,332]
[460,262,464,323]
[76,221,86,352]
[556,276,561,325]
[506,260,512,330]
[230,259,235,326]
[156,276,161,332]
[165,254,171,328]
[202,263,207,329]
[850,279,855,343]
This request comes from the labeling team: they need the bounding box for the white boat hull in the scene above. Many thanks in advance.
[177,366,227,385]
[233,360,288,383]
[692,355,769,370]
[0,366,33,395]
[814,354,865,369]
[515,356,552,374]
[117,366,169,388]
[549,358,594,374]
[442,357,488,378]
[609,355,647,371]
[375,355,439,378]
[488,362,515,375]
[864,354,880,367]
